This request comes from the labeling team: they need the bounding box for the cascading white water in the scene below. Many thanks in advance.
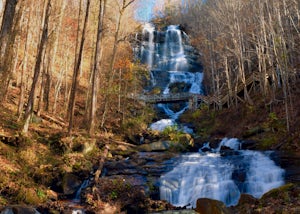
[160,138,285,207]
[141,23,155,69]
[139,24,203,132]
[137,24,285,210]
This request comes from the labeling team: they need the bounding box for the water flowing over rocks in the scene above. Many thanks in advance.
[159,138,285,208]
[135,23,203,132]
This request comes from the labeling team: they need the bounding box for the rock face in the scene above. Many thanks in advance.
[61,173,82,195]
[195,198,230,214]
[102,152,179,201]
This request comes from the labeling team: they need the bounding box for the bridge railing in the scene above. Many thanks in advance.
[136,92,193,103]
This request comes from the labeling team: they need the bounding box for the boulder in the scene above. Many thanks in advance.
[61,173,82,195]
[1,206,40,214]
[237,194,258,205]
[138,141,171,152]
[195,198,230,214]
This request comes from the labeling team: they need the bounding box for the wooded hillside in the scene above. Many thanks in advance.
[0,0,146,136]
[157,0,300,133]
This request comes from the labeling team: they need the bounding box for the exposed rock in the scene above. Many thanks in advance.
[61,173,82,195]
[240,140,258,150]
[230,183,300,213]
[237,194,258,205]
[195,198,230,214]
[0,206,40,214]
[138,141,171,152]
[46,190,58,201]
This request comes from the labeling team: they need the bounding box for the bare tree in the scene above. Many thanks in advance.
[22,0,51,133]
[67,0,91,135]
[88,0,107,136]
[0,0,20,100]
[100,0,135,128]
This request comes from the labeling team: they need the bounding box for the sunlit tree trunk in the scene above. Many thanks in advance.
[44,0,67,112]
[0,0,18,59]
[0,0,21,100]
[22,0,51,133]
[67,0,91,135]
[17,3,32,120]
[88,0,106,136]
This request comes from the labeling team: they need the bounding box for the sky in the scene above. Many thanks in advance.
[135,0,164,22]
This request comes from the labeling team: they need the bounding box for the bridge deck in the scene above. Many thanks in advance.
[132,72,266,109]
[138,93,194,103]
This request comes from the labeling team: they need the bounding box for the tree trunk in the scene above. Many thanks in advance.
[100,0,135,128]
[22,0,51,133]
[88,0,106,136]
[0,0,22,100]
[17,3,32,119]
[0,0,18,59]
[44,0,66,112]
[67,0,91,135]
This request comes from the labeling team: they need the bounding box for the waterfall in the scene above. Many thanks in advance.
[141,23,155,69]
[73,179,89,203]
[137,24,203,132]
[159,138,285,207]
[136,24,285,210]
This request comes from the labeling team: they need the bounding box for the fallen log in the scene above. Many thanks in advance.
[39,113,67,127]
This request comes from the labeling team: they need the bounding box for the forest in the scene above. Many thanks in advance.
[0,0,146,136]
[0,0,300,213]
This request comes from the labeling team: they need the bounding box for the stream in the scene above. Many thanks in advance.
[136,23,286,208]
[160,138,284,207]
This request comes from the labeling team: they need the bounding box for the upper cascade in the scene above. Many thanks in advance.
[136,23,203,92]
[135,23,203,132]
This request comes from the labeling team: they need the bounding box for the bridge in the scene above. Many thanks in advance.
[131,93,208,110]
[131,71,265,110]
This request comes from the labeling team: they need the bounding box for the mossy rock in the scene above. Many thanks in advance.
[196,198,230,214]
[16,187,46,205]
[260,183,294,201]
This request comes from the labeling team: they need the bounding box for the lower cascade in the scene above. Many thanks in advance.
[159,138,285,207]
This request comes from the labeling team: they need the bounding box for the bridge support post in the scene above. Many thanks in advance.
[189,95,198,110]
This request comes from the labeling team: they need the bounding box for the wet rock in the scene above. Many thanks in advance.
[232,169,247,183]
[240,140,258,150]
[275,152,300,183]
[209,139,222,149]
[1,205,40,214]
[195,198,230,214]
[220,149,239,157]
[61,173,82,195]
[138,141,171,152]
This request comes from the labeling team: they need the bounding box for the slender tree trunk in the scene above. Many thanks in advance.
[22,0,51,133]
[0,0,22,100]
[67,0,91,135]
[17,4,32,119]
[88,0,106,136]
[44,0,66,112]
[100,0,135,128]
[0,0,18,59]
